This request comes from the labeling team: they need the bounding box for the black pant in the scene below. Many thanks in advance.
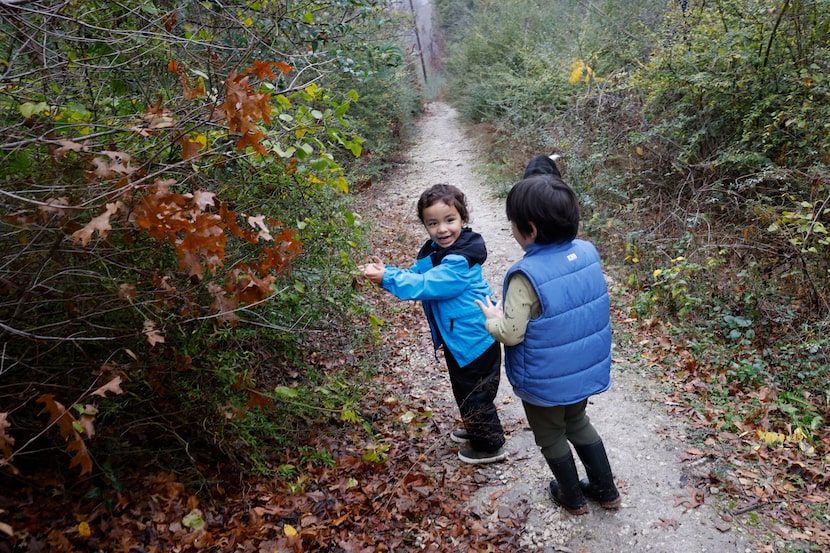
[443,342,505,452]
[523,399,600,459]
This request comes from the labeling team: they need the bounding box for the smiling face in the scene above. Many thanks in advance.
[422,201,464,249]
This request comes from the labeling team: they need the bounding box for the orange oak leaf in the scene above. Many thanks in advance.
[236,129,267,154]
[184,77,206,100]
[38,196,70,217]
[72,201,123,246]
[673,485,706,512]
[53,139,86,158]
[208,283,240,326]
[246,214,272,240]
[221,205,254,241]
[653,517,679,531]
[256,228,302,274]
[179,251,205,279]
[245,60,293,79]
[274,61,293,74]
[163,11,177,32]
[192,190,217,211]
[178,136,203,160]
[244,389,274,412]
[91,376,124,397]
[100,151,136,174]
[118,282,136,300]
[37,394,93,475]
[143,320,165,347]
[220,71,272,153]
[232,268,276,305]
[0,412,14,458]
[247,60,278,80]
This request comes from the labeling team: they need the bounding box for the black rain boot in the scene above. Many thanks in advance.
[574,439,621,509]
[545,452,588,515]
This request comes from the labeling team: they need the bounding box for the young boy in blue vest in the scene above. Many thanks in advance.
[476,156,621,513]
[360,184,507,464]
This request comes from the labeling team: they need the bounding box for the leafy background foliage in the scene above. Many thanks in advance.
[437,0,829,549]
[0,0,421,481]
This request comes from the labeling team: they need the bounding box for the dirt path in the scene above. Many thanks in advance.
[364,102,760,552]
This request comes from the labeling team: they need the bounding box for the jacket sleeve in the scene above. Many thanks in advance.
[381,255,472,301]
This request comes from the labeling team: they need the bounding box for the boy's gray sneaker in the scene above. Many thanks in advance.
[450,429,470,443]
[458,447,508,465]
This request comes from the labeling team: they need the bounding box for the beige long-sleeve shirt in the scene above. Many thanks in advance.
[484,273,541,346]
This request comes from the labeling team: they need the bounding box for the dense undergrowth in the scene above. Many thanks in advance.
[435,0,829,549]
[0,0,422,489]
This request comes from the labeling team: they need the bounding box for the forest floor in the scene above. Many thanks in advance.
[356,100,766,553]
[3,102,802,553]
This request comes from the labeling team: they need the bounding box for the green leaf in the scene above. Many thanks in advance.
[274,144,296,158]
[310,158,329,171]
[368,314,384,330]
[333,176,349,193]
[19,101,48,118]
[182,509,205,530]
[274,386,299,399]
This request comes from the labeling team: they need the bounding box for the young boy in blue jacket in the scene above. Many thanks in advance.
[360,184,507,464]
[476,158,621,513]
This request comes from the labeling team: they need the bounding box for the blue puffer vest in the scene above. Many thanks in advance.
[503,240,612,406]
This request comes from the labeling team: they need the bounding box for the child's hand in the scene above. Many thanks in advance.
[358,256,385,285]
[475,295,503,320]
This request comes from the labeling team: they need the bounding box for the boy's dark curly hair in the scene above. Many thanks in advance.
[417,184,470,223]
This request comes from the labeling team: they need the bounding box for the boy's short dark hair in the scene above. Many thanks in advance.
[417,184,470,223]
[506,175,580,244]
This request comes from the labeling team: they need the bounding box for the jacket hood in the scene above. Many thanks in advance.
[417,227,487,268]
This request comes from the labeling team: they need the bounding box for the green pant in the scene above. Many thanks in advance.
[522,399,600,459]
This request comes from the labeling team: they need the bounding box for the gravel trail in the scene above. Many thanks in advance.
[364,101,758,553]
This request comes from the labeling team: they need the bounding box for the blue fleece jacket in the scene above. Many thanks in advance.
[503,239,611,406]
[380,228,496,367]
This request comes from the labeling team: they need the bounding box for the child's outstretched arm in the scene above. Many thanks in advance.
[358,256,385,285]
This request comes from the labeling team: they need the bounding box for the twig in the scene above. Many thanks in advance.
[731,501,764,515]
